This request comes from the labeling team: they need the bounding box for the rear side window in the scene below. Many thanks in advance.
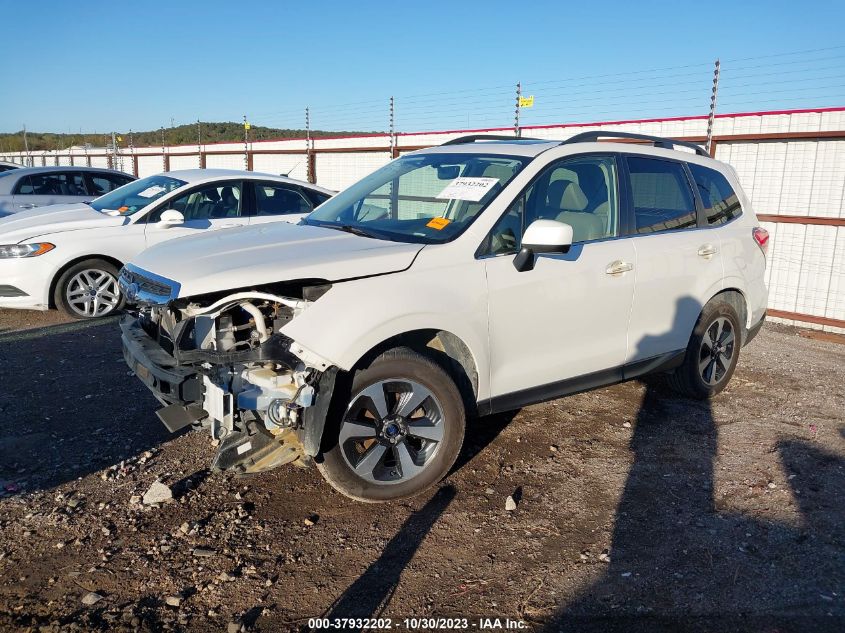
[14,171,88,196]
[626,157,697,234]
[88,173,133,197]
[253,183,313,216]
[688,163,743,226]
[303,188,331,207]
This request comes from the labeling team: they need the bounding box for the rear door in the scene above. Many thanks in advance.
[247,181,315,225]
[11,170,90,211]
[144,180,246,248]
[622,155,724,364]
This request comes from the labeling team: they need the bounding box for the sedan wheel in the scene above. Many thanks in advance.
[66,269,121,318]
[54,259,125,320]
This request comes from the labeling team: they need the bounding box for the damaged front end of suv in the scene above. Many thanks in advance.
[119,264,338,474]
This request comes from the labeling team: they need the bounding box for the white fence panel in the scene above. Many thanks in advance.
[169,154,200,170]
[88,155,109,169]
[252,153,309,181]
[137,155,162,178]
[315,152,392,191]
[205,153,246,170]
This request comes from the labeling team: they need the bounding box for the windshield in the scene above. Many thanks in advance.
[90,175,187,216]
[303,153,529,243]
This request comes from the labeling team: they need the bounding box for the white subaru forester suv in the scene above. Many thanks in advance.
[119,132,768,502]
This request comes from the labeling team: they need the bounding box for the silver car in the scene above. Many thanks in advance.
[0,161,21,173]
[0,166,135,216]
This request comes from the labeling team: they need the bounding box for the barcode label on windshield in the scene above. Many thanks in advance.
[436,177,499,202]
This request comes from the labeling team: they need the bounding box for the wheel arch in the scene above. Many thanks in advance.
[351,328,481,418]
[708,287,751,342]
[48,254,124,308]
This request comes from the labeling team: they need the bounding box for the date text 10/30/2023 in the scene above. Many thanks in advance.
[308,617,528,630]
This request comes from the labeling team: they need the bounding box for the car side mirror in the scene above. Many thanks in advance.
[513,219,574,272]
[158,209,184,227]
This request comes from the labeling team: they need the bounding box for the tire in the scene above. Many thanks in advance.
[666,298,742,400]
[317,348,465,502]
[54,259,124,319]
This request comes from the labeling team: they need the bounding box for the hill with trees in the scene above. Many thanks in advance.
[0,122,380,152]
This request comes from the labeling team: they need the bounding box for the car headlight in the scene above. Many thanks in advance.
[0,243,55,258]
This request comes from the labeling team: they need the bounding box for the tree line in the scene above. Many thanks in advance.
[0,122,380,153]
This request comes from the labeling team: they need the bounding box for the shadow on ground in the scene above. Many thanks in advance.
[0,318,171,492]
[323,485,457,620]
[540,380,845,633]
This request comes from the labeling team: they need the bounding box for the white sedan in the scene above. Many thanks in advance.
[0,169,334,319]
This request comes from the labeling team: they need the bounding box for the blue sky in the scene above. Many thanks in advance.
[1,0,843,134]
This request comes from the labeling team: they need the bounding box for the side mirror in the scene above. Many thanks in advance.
[513,219,574,272]
[158,209,184,228]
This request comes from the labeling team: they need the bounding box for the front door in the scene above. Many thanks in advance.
[144,181,246,248]
[482,154,636,403]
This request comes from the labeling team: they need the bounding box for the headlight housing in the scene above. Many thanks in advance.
[0,243,55,258]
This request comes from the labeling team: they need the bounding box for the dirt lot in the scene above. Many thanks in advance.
[0,308,843,633]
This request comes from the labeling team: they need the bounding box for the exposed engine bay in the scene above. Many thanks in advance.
[126,285,335,475]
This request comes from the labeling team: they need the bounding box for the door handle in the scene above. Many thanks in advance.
[606,260,634,275]
[18,203,36,209]
[220,223,243,228]
[698,244,718,258]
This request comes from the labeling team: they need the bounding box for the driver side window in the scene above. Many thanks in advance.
[483,155,619,256]
[149,182,242,222]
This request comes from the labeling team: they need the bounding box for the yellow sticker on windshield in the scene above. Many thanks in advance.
[427,217,450,230]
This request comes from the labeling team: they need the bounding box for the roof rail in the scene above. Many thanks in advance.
[441,134,539,146]
[563,131,709,156]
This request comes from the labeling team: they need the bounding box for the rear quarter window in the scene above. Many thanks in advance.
[688,163,743,226]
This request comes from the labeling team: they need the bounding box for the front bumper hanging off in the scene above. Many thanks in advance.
[120,315,206,431]
[121,312,329,469]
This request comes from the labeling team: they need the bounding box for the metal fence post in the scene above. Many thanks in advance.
[22,124,30,166]
[306,107,316,184]
[129,130,137,176]
[161,127,169,172]
[197,119,205,168]
[514,82,521,138]
[389,96,398,158]
[706,59,721,155]
[243,115,251,170]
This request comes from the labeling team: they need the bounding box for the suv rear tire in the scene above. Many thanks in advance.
[54,259,124,319]
[666,298,742,399]
[317,348,465,502]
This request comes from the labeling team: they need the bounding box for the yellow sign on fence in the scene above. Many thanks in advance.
[518,95,535,108]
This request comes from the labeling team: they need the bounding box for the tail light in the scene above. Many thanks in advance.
[752,227,770,256]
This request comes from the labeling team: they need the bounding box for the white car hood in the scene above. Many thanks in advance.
[131,221,424,298]
[0,203,125,242]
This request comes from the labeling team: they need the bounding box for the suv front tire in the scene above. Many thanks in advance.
[317,348,465,502]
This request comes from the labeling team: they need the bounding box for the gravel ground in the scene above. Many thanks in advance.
[0,309,843,632]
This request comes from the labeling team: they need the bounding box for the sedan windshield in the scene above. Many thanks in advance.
[303,153,529,243]
[90,175,187,216]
